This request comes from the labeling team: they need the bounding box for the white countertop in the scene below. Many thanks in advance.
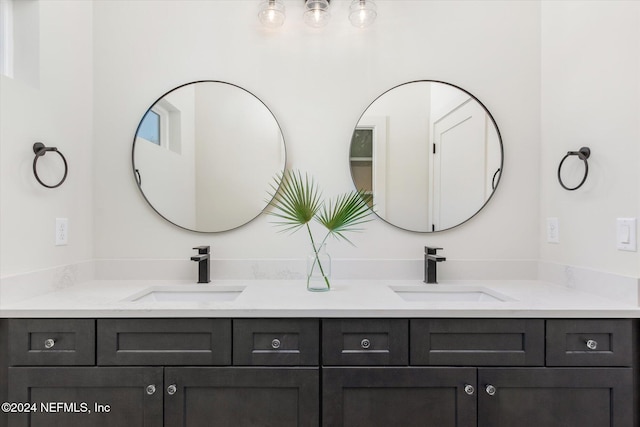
[1,279,639,318]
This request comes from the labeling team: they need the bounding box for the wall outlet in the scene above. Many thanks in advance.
[546,217,559,243]
[55,218,68,246]
[616,218,636,251]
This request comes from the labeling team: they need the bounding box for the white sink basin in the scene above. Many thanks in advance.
[390,286,513,302]
[125,285,245,303]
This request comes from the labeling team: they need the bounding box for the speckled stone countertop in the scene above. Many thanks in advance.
[1,279,638,318]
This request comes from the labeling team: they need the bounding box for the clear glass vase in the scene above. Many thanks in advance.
[307,243,331,292]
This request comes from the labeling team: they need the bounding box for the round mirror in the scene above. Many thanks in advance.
[132,81,286,232]
[350,80,503,232]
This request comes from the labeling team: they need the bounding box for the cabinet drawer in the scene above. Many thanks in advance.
[546,319,633,367]
[410,319,544,366]
[233,319,319,366]
[8,319,95,366]
[97,319,231,366]
[322,319,408,366]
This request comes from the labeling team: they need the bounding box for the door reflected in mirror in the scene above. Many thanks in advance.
[350,81,503,232]
[132,81,286,232]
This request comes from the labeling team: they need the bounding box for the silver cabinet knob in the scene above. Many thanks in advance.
[485,384,497,396]
[586,339,598,350]
[44,339,56,349]
[464,384,475,395]
[271,338,281,349]
[360,338,371,349]
[167,384,177,395]
[146,385,156,395]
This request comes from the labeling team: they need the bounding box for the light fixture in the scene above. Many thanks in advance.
[258,0,286,28]
[304,0,331,28]
[259,0,376,29]
[349,0,377,28]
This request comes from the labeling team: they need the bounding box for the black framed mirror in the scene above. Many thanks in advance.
[350,80,503,232]
[132,81,286,232]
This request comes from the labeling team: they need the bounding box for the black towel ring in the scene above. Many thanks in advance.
[557,146,590,191]
[32,142,68,189]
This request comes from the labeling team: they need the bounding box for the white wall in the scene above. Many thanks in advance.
[0,0,93,276]
[92,0,542,267]
[540,1,640,278]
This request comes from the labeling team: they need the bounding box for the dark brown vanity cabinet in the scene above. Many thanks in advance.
[1,317,637,427]
[322,318,637,427]
[4,318,319,427]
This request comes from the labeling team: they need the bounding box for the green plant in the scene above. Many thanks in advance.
[268,170,373,289]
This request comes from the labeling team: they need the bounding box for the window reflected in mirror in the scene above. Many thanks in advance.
[350,129,373,208]
[132,81,286,232]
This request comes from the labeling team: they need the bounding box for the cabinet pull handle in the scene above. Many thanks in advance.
[485,384,497,396]
[271,338,281,349]
[586,339,598,350]
[360,338,371,349]
[167,384,177,395]
[464,384,475,395]
[146,385,156,395]
[44,339,56,349]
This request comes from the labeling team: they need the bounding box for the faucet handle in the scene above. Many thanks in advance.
[193,246,210,254]
[425,246,443,255]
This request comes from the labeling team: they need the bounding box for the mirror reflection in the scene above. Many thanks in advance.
[132,81,286,232]
[350,81,502,232]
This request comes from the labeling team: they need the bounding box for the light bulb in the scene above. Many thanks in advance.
[258,0,285,28]
[304,0,331,28]
[349,0,376,28]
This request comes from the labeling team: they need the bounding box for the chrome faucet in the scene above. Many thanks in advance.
[191,246,211,283]
[424,246,446,284]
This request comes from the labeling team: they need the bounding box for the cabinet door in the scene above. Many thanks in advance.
[478,368,634,427]
[164,367,319,427]
[8,367,163,427]
[323,367,477,427]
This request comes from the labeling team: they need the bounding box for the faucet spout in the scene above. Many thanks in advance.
[424,246,446,284]
[191,246,211,283]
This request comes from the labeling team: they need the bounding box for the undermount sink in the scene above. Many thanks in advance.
[390,285,513,302]
[125,285,245,303]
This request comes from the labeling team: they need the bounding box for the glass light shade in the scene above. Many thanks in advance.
[349,0,376,28]
[304,0,331,28]
[258,0,286,28]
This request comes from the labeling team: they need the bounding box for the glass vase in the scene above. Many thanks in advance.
[307,243,331,292]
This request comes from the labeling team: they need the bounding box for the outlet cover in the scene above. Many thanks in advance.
[546,217,559,243]
[55,218,68,246]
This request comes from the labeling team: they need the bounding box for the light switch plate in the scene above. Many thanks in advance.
[546,217,559,243]
[616,218,636,251]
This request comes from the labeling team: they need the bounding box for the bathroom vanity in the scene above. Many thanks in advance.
[0,280,638,427]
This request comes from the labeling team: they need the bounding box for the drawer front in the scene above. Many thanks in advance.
[322,319,408,366]
[233,319,319,366]
[410,319,544,366]
[546,319,633,367]
[97,319,231,366]
[8,319,95,366]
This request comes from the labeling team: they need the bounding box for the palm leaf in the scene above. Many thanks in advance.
[316,190,373,244]
[267,170,322,232]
